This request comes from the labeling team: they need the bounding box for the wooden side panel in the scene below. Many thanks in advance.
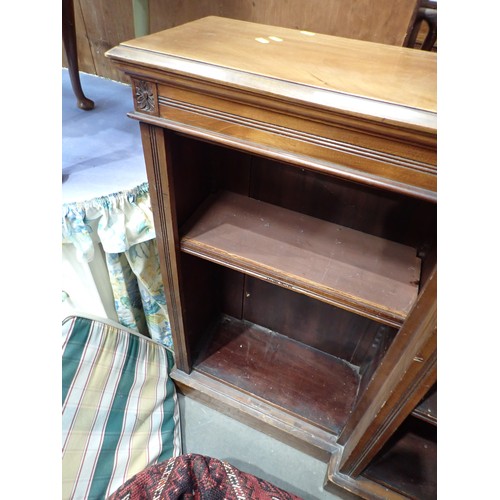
[139,124,191,371]
[178,253,222,363]
[353,324,397,398]
[168,134,214,226]
[337,269,437,477]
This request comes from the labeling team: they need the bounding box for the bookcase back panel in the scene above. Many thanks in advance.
[243,276,396,364]
[249,156,436,250]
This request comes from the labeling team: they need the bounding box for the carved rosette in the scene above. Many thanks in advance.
[133,79,158,115]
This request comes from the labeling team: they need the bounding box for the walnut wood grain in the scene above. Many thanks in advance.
[127,111,436,201]
[106,17,437,202]
[181,191,421,327]
[157,91,436,170]
[106,17,437,140]
[120,17,436,113]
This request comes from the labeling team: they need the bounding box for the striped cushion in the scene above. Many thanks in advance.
[62,315,181,499]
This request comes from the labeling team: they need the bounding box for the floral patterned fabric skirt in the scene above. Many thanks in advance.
[106,239,172,348]
[63,182,172,349]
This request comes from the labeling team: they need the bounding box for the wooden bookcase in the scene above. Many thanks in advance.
[107,16,437,499]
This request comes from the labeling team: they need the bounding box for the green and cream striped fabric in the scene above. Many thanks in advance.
[62,315,181,499]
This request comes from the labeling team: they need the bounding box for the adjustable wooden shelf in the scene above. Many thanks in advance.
[107,16,437,499]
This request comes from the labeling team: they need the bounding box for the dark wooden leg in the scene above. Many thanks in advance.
[405,6,437,51]
[62,0,94,110]
[420,9,437,51]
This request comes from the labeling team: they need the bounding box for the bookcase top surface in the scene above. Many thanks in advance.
[116,16,436,117]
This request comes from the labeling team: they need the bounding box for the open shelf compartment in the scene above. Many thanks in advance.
[194,314,360,435]
[164,135,435,458]
[362,416,437,499]
[181,190,421,327]
[175,248,398,447]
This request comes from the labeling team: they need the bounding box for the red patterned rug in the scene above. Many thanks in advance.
[108,453,303,499]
